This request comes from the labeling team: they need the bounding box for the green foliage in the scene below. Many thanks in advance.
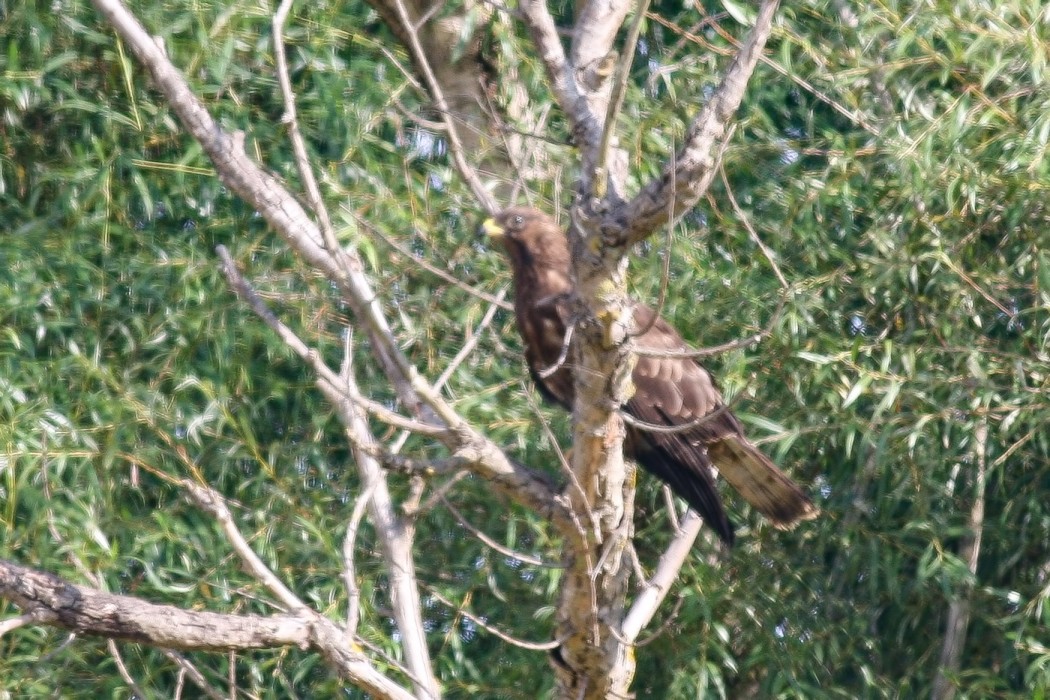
[2,0,1048,697]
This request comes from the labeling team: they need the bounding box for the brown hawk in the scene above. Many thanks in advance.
[482,207,818,544]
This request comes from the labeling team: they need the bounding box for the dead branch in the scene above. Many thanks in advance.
[182,480,305,612]
[618,0,782,245]
[273,0,337,252]
[425,586,562,651]
[0,559,311,651]
[620,510,703,642]
[335,334,440,700]
[385,0,498,213]
[216,247,568,526]
[440,494,563,568]
[90,0,427,421]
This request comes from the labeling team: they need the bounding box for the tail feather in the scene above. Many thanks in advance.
[707,436,819,529]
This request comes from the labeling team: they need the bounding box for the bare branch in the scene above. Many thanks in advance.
[571,0,632,73]
[385,0,498,213]
[216,247,567,526]
[0,614,37,638]
[1,560,417,700]
[334,334,441,700]
[273,0,337,252]
[0,559,311,651]
[216,246,442,439]
[631,594,685,647]
[344,477,381,637]
[162,651,226,700]
[618,0,782,244]
[182,480,306,612]
[661,485,681,533]
[517,0,601,151]
[441,494,564,568]
[619,400,735,434]
[537,321,575,379]
[434,290,508,390]
[720,164,789,289]
[633,291,788,358]
[426,587,562,651]
[90,0,429,421]
[620,510,704,641]
[108,639,149,699]
[570,0,634,189]
[365,219,513,311]
[594,0,652,198]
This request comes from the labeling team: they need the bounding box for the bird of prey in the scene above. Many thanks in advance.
[482,207,818,545]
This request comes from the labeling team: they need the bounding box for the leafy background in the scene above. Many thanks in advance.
[2,0,1048,696]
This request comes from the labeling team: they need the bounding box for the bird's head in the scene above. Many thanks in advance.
[480,207,570,277]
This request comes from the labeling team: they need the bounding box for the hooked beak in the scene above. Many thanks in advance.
[479,218,505,239]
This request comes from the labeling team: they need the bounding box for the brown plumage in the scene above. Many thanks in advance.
[482,207,818,545]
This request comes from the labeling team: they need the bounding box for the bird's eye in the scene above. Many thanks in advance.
[513,215,524,227]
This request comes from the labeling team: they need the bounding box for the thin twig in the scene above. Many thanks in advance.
[648,11,879,135]
[412,471,470,516]
[183,480,305,612]
[594,0,653,198]
[517,0,584,134]
[272,0,338,254]
[217,245,446,437]
[435,290,508,390]
[720,164,789,290]
[661,485,682,533]
[633,292,788,358]
[619,400,736,435]
[364,218,513,311]
[441,495,563,568]
[387,0,497,213]
[632,594,686,647]
[162,651,226,700]
[390,289,506,456]
[108,639,150,699]
[537,322,575,379]
[425,587,562,651]
[228,650,237,700]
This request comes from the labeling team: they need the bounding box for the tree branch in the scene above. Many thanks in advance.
[0,559,419,700]
[620,510,703,641]
[90,0,430,422]
[517,0,602,152]
[617,0,782,245]
[273,0,337,252]
[384,0,499,213]
[182,480,306,612]
[0,559,311,651]
[932,416,988,700]
[216,246,569,528]
[335,345,441,700]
